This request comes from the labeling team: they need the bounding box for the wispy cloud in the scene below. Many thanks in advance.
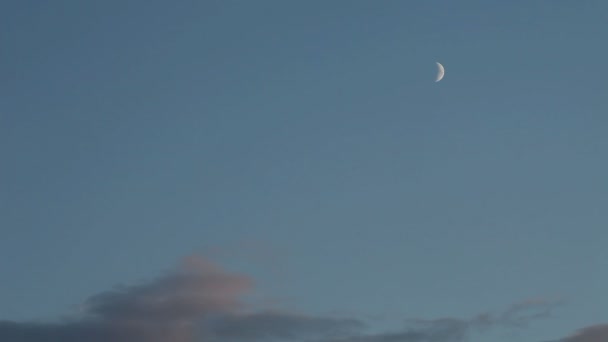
[0,256,560,342]
[327,298,560,342]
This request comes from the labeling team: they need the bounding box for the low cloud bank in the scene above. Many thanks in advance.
[0,256,566,342]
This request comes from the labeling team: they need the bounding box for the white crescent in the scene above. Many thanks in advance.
[435,62,445,82]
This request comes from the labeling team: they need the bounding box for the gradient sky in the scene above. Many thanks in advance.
[1,1,607,342]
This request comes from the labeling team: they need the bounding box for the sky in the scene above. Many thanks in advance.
[1,1,607,341]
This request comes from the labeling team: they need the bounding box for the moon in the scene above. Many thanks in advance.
[435,62,445,82]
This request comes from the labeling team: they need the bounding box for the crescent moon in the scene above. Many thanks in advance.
[435,62,445,82]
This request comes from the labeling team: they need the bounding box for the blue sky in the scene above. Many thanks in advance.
[1,2,607,342]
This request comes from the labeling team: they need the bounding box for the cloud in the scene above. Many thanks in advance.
[206,312,365,341]
[0,256,559,342]
[0,320,187,342]
[556,324,608,342]
[0,257,361,342]
[329,323,470,342]
[327,299,559,342]
[84,256,250,322]
[0,256,251,342]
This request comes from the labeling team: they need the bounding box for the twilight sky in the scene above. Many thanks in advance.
[1,1,607,342]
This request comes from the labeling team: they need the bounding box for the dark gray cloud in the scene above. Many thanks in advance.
[556,324,608,342]
[206,312,365,341]
[0,257,251,342]
[0,320,189,342]
[0,256,560,342]
[0,257,362,342]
